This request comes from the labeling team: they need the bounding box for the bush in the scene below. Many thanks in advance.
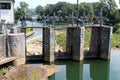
[56,32,66,50]
[112,34,120,48]
[113,23,120,33]
[0,66,12,75]
[26,28,33,33]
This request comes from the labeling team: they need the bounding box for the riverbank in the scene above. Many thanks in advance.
[56,29,120,49]
[26,31,34,37]
[0,65,62,80]
[26,34,63,56]
[26,29,120,56]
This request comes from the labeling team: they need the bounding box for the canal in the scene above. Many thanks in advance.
[27,49,120,80]
[25,22,120,80]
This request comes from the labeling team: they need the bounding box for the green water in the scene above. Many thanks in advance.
[30,50,120,80]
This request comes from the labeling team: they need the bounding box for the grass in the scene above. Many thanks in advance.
[56,22,68,26]
[26,28,33,33]
[84,29,91,47]
[56,29,91,50]
[56,28,120,49]
[56,30,66,50]
[112,33,120,48]
[0,66,12,75]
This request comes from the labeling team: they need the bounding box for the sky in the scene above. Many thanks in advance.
[14,0,120,8]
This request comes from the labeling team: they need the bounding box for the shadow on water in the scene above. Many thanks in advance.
[48,60,110,80]
[89,60,109,80]
[26,50,120,80]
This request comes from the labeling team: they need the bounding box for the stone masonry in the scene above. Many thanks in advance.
[90,26,112,59]
[8,33,25,66]
[66,27,84,61]
[43,27,55,62]
[0,35,6,58]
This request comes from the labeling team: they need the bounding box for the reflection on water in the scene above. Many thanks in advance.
[89,61,109,80]
[28,50,120,80]
[48,60,109,80]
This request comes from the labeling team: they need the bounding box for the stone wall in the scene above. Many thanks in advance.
[0,35,6,58]
[43,27,55,62]
[8,33,25,57]
[66,27,84,61]
[8,33,25,66]
[90,26,112,59]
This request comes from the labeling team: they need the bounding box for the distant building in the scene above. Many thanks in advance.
[0,0,15,24]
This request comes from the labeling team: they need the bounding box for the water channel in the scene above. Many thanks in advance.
[25,27,120,80]
[24,22,120,80]
[27,50,120,80]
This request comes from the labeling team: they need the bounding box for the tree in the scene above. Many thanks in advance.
[44,4,54,16]
[99,0,117,19]
[92,2,101,16]
[19,1,29,15]
[14,1,29,23]
[35,5,44,16]
[54,2,70,17]
[79,3,94,17]
[66,4,75,16]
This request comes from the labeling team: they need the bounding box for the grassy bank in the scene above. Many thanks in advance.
[26,28,33,33]
[56,28,120,49]
[56,29,91,50]
[26,28,34,37]
[56,30,66,51]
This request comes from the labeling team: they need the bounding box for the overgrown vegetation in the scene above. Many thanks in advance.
[15,0,120,25]
[26,28,33,33]
[0,66,12,75]
[56,30,66,50]
[112,23,120,48]
[56,26,120,49]
[112,33,120,48]
[84,29,91,47]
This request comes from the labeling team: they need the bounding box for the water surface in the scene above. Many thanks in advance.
[28,50,120,80]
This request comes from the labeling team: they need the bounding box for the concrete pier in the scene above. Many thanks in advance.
[66,27,84,61]
[8,33,25,66]
[43,27,55,62]
[90,26,112,59]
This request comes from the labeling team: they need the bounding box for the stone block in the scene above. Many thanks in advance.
[66,27,84,61]
[90,26,112,59]
[0,35,6,58]
[8,33,25,57]
[43,27,55,62]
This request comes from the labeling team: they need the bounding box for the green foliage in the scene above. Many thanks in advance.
[56,22,68,26]
[112,33,120,48]
[55,29,91,50]
[20,1,29,10]
[99,0,117,20]
[14,1,29,23]
[84,29,91,47]
[35,5,44,16]
[113,23,120,33]
[56,28,120,49]
[0,66,12,75]
[0,68,8,75]
[26,28,33,33]
[56,31,66,50]
[54,2,70,17]
[44,4,55,15]
[14,1,119,24]
[79,2,94,17]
